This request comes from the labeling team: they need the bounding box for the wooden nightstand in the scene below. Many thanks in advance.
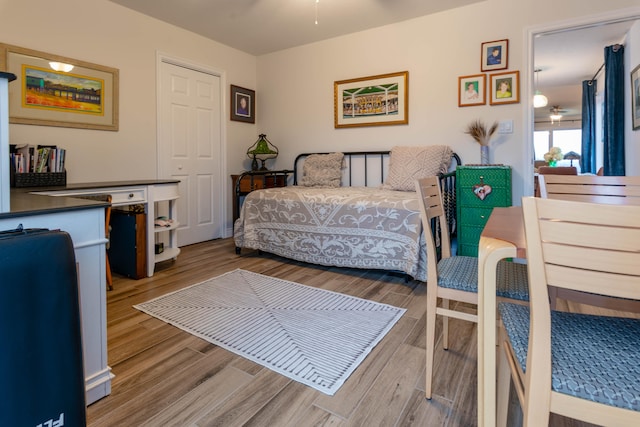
[231,170,293,221]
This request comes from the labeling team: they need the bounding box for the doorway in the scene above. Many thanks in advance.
[157,56,225,246]
[525,8,640,193]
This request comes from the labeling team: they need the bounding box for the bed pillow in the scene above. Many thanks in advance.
[299,152,344,187]
[383,145,453,191]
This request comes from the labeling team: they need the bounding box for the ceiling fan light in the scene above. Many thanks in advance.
[550,113,563,123]
[533,91,548,108]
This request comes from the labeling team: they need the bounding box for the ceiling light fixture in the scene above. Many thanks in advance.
[533,68,548,108]
[549,106,563,124]
[315,0,319,25]
[49,61,74,72]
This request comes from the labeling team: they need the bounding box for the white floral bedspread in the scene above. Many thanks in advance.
[234,186,427,281]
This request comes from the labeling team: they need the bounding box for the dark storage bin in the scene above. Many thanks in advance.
[12,170,67,188]
[109,210,147,279]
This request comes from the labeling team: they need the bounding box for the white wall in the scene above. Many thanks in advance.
[258,0,640,204]
[0,0,258,184]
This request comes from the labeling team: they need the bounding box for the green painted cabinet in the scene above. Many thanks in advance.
[456,165,512,256]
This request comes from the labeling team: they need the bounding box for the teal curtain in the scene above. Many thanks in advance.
[603,44,625,176]
[580,80,597,174]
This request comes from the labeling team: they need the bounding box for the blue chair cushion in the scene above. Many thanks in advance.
[438,257,528,302]
[499,302,640,411]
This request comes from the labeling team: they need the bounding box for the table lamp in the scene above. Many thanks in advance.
[247,134,278,171]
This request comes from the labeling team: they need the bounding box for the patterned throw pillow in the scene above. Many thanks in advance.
[383,145,453,191]
[299,152,344,187]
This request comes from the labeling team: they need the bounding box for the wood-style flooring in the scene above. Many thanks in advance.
[86,238,598,427]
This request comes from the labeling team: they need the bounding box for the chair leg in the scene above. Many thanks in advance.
[425,284,438,399]
[496,326,511,427]
[105,254,113,291]
[442,298,450,350]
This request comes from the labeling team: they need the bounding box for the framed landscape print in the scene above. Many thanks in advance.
[632,63,640,130]
[458,74,486,107]
[334,71,408,128]
[490,70,520,105]
[481,39,508,72]
[0,43,119,131]
[230,84,255,123]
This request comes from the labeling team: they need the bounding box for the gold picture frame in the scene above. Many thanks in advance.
[458,74,486,107]
[0,43,119,131]
[489,70,520,105]
[334,71,408,128]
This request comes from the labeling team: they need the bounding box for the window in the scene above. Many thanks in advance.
[535,128,583,171]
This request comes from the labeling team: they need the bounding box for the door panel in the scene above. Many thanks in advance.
[159,61,222,246]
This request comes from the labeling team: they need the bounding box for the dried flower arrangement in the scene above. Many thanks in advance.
[464,119,498,146]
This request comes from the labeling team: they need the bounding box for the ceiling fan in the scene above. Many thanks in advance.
[549,105,567,123]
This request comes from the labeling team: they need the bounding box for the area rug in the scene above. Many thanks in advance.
[133,268,405,395]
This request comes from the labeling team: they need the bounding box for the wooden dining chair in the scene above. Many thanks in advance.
[497,197,640,427]
[415,177,529,399]
[539,174,640,312]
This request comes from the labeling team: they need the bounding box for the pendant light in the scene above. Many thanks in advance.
[533,68,548,108]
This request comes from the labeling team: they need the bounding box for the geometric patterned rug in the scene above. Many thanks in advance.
[133,269,406,395]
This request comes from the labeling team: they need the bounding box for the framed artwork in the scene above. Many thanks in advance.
[458,74,486,107]
[0,43,119,131]
[489,70,520,105]
[481,39,508,72]
[334,71,408,128]
[230,84,255,123]
[631,63,640,130]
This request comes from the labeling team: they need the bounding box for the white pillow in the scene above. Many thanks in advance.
[299,152,344,187]
[383,145,453,191]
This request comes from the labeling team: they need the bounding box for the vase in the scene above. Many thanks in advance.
[480,146,490,165]
[548,159,557,167]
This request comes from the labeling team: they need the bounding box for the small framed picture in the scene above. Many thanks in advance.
[481,39,508,72]
[489,70,520,105]
[230,84,255,123]
[631,63,640,130]
[458,74,486,107]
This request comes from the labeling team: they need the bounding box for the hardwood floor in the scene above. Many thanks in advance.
[86,238,595,427]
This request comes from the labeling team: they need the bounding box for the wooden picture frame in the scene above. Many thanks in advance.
[631,63,640,130]
[481,39,508,72]
[458,74,486,107]
[490,70,520,105]
[0,43,119,131]
[334,71,408,128]
[230,84,255,123]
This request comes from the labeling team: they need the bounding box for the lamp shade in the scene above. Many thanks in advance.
[533,91,548,108]
[247,134,278,171]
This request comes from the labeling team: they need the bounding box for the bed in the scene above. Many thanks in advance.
[233,146,460,281]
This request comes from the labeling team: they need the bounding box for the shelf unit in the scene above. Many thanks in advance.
[152,184,180,265]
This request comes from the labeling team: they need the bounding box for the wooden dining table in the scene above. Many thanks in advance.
[477,206,525,427]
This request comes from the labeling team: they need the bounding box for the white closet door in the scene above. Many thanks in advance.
[159,61,223,246]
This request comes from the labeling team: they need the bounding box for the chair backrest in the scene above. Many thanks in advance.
[537,166,577,176]
[538,174,640,205]
[415,177,451,286]
[521,197,640,412]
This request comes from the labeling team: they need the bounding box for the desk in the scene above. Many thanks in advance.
[33,179,180,277]
[477,206,525,427]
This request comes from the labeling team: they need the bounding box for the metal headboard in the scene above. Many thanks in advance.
[293,151,461,186]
